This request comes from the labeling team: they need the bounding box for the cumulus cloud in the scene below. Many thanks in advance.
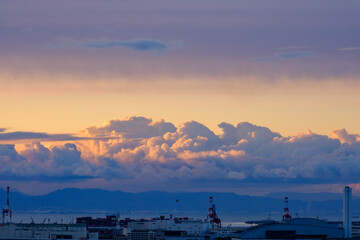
[0,142,94,181]
[2,117,360,191]
[219,122,281,146]
[45,38,170,53]
[330,128,360,144]
[0,144,25,163]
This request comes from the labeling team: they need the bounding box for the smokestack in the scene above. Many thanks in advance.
[343,186,352,238]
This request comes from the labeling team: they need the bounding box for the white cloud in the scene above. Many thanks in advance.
[330,128,359,144]
[1,117,360,191]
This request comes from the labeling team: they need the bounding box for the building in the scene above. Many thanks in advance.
[352,221,360,238]
[127,217,210,236]
[0,223,87,240]
[232,218,343,239]
[343,186,352,238]
[128,230,164,240]
[126,217,211,240]
[76,215,125,240]
[165,231,210,240]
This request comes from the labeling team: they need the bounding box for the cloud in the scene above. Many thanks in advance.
[45,38,169,53]
[330,128,360,144]
[0,131,81,142]
[253,57,272,62]
[85,38,167,52]
[274,51,316,59]
[81,116,176,139]
[253,50,316,62]
[2,117,360,192]
[0,142,95,181]
[219,122,281,146]
[277,46,309,50]
[336,47,360,51]
[227,171,247,180]
[0,144,25,163]
[0,128,6,133]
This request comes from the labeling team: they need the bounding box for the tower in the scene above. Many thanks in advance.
[207,196,221,229]
[282,197,291,221]
[2,186,12,223]
[343,186,352,238]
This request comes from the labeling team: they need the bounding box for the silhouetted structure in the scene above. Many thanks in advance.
[2,186,12,224]
[207,197,221,229]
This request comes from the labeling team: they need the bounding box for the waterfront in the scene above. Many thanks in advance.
[11,212,253,227]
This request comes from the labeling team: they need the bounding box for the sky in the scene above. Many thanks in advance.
[1,0,360,195]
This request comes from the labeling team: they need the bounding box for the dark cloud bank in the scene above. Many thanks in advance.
[1,117,360,192]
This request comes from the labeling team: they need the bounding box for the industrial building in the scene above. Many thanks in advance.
[352,221,360,238]
[232,186,354,239]
[0,223,87,240]
[126,197,221,240]
[127,230,161,240]
[127,217,210,236]
[77,215,125,239]
[233,218,343,239]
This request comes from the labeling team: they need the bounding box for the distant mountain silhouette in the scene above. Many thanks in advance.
[0,188,359,219]
[264,192,360,201]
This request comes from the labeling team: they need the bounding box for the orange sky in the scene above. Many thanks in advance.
[1,74,360,137]
[0,0,359,138]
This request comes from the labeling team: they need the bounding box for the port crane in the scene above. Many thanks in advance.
[2,186,12,223]
[282,196,291,221]
[207,196,221,228]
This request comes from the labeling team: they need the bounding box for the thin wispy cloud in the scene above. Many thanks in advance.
[45,38,170,53]
[253,57,272,62]
[0,131,119,143]
[274,51,316,59]
[277,46,309,50]
[85,38,168,52]
[0,131,79,141]
[253,51,316,62]
[336,47,360,51]
[1,0,360,85]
